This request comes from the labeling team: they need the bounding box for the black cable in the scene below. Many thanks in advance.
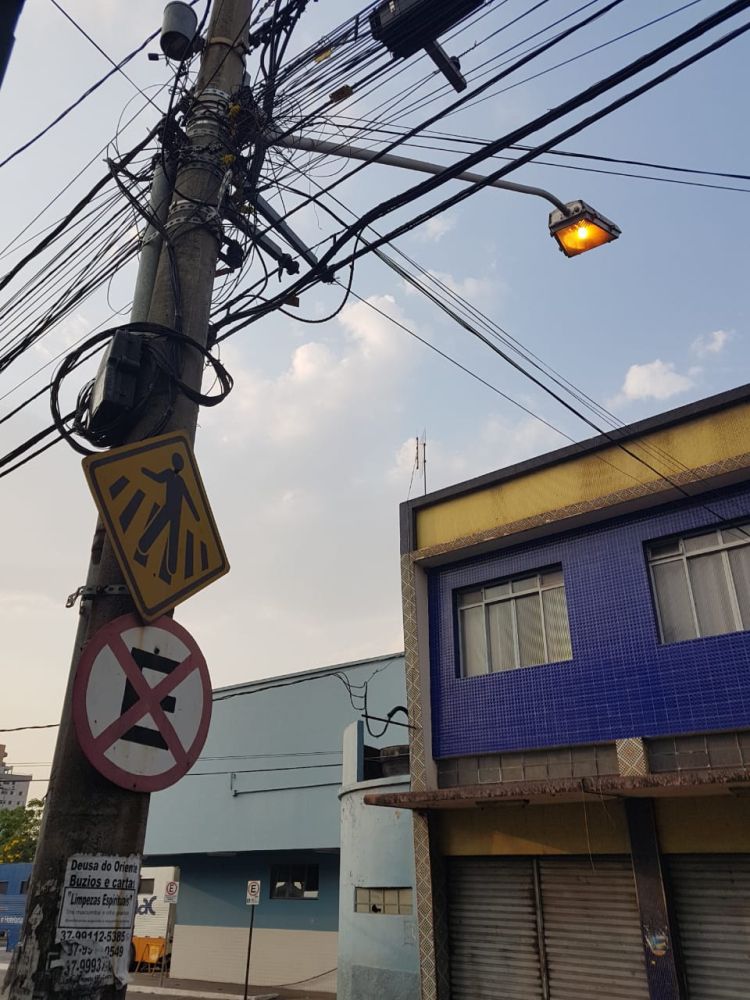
[0,124,160,294]
[48,0,165,114]
[0,81,172,261]
[297,3,750,302]
[233,0,630,271]
[49,322,234,456]
[328,116,750,187]
[272,164,734,501]
[0,30,162,171]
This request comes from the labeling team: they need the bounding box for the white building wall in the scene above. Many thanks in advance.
[0,748,31,811]
[170,925,337,993]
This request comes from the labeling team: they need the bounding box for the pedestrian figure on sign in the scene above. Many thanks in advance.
[134,453,200,583]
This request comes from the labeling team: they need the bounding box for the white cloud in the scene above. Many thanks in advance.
[33,312,91,360]
[691,329,732,357]
[415,214,456,243]
[429,269,495,302]
[401,267,498,306]
[616,359,694,402]
[204,293,413,446]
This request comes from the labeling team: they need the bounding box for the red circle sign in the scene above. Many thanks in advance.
[73,614,212,792]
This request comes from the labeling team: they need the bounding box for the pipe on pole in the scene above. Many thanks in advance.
[274,133,570,213]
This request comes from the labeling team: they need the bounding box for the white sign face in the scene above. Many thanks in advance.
[164,880,180,905]
[246,880,261,906]
[72,615,212,793]
[55,854,140,991]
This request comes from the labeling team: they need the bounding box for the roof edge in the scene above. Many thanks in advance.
[211,649,405,698]
[400,383,750,525]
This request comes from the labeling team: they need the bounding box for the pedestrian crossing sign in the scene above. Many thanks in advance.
[82,432,229,622]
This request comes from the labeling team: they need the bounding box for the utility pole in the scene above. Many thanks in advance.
[2,1,251,997]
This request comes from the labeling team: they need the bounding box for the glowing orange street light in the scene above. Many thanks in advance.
[549,200,621,257]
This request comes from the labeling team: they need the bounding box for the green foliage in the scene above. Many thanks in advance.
[0,799,44,863]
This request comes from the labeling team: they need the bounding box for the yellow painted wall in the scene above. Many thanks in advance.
[416,403,750,550]
[438,796,750,857]
[438,802,630,856]
[655,797,750,853]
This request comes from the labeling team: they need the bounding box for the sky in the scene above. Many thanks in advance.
[0,0,748,793]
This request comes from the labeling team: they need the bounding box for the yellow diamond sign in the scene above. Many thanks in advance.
[82,432,229,622]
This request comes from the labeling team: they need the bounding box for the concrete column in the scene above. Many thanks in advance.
[625,799,684,1000]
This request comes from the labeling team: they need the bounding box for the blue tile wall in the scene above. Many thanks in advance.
[429,485,750,758]
[0,863,32,951]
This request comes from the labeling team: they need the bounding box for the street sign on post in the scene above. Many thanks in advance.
[243,881,260,1000]
[72,614,212,792]
[164,880,180,905]
[82,431,230,622]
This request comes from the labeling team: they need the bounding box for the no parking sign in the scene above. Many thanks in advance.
[73,614,212,792]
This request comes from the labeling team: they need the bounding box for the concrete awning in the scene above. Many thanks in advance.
[364,768,750,809]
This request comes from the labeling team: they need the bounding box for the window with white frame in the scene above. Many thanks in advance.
[355,887,413,915]
[457,567,573,676]
[648,524,750,643]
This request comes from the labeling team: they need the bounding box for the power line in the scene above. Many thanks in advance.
[326,117,750,192]
[1,17,163,171]
[2,655,403,732]
[213,2,748,338]
[314,4,750,293]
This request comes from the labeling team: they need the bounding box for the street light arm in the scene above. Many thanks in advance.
[272,133,570,214]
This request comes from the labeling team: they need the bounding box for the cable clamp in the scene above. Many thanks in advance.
[66,584,129,608]
[207,35,249,55]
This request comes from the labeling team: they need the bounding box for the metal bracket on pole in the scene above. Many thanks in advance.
[224,206,300,274]
[424,39,466,92]
[65,584,130,609]
[252,191,322,271]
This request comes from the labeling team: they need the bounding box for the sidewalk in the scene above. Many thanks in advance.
[131,972,334,1000]
[0,958,334,1000]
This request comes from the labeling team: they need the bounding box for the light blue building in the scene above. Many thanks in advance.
[338,721,418,1000]
[145,652,417,994]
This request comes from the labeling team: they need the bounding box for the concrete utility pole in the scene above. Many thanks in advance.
[2,1,252,997]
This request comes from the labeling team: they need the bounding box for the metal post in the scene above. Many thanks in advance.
[274,133,570,212]
[243,906,255,1000]
[625,799,684,1000]
[130,154,177,324]
[2,1,252,997]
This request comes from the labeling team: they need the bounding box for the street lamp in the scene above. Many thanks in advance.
[272,133,623,260]
[549,200,622,257]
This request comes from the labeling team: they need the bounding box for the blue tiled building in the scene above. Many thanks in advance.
[369,386,750,1000]
[0,863,32,953]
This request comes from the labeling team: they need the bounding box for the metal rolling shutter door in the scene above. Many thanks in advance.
[667,854,750,1000]
[447,857,544,1000]
[539,857,649,1000]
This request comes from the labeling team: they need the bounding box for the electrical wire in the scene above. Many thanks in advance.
[0,25,162,171]
[47,0,165,114]
[279,2,750,309]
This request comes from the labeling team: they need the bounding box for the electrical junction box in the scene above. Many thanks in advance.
[88,330,143,439]
[369,0,484,59]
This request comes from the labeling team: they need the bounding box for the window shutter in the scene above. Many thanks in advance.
[729,546,750,629]
[488,600,516,671]
[516,594,545,667]
[688,552,736,636]
[460,606,487,676]
[652,560,696,642]
[543,587,573,662]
